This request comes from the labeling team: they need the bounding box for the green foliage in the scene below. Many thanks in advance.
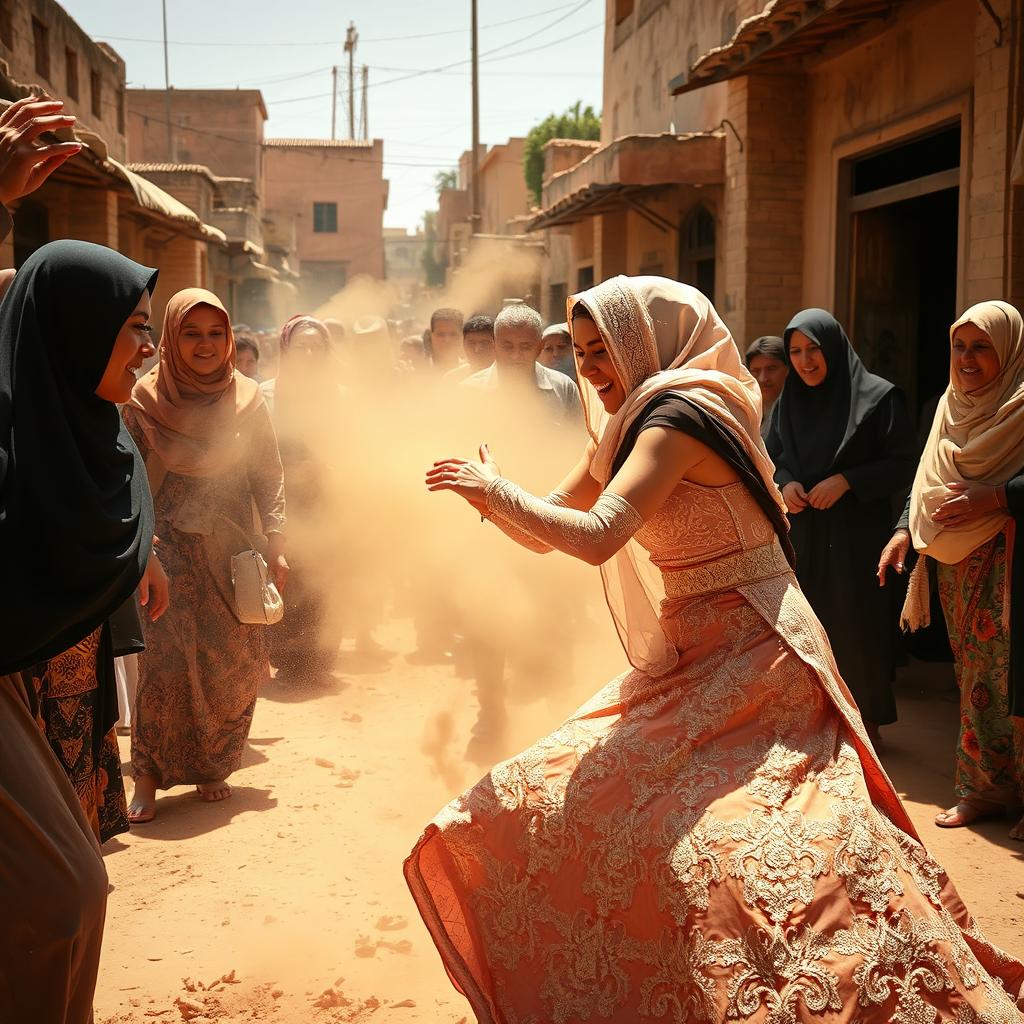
[434,169,458,197]
[523,101,601,206]
[420,209,446,288]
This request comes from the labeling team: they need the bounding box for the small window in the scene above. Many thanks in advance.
[116,87,125,133]
[32,17,50,80]
[313,201,338,233]
[65,49,79,100]
[0,1,13,49]
[90,70,101,119]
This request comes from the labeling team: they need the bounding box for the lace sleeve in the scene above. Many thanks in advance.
[483,491,574,554]
[484,478,644,565]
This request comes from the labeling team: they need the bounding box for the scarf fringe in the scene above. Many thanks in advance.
[900,556,931,633]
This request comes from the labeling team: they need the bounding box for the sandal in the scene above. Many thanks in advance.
[934,798,1002,828]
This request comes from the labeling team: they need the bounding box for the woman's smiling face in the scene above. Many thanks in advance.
[178,304,230,375]
[572,315,626,413]
[951,322,1001,394]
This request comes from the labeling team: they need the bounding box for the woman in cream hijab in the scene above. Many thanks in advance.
[123,289,287,823]
[880,300,1024,840]
[407,277,1024,1022]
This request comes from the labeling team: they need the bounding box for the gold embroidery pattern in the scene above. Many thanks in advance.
[661,540,791,599]
[540,911,631,1024]
[582,806,651,916]
[656,810,726,921]
[830,798,906,912]
[713,924,842,1024]
[475,858,552,972]
[623,929,719,1023]
[728,808,834,923]
[833,910,954,1024]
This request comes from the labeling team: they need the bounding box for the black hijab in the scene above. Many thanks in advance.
[773,308,893,486]
[0,240,158,675]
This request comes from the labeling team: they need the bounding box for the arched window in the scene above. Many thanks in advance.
[678,204,715,301]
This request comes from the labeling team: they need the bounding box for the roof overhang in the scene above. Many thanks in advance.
[527,132,724,232]
[669,0,904,95]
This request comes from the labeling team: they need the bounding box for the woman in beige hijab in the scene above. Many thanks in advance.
[122,289,287,823]
[880,300,1024,840]
[406,277,1024,1022]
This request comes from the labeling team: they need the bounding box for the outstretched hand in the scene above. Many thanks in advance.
[0,95,81,206]
[426,443,501,509]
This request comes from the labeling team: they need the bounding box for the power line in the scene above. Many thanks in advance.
[86,2,593,48]
[268,20,603,107]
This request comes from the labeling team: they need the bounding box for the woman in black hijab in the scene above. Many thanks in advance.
[766,308,917,745]
[0,239,161,1023]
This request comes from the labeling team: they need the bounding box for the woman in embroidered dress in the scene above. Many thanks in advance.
[880,301,1024,841]
[123,289,288,823]
[405,276,1024,1024]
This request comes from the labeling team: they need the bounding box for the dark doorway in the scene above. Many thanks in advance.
[13,199,50,268]
[678,204,715,302]
[846,123,960,428]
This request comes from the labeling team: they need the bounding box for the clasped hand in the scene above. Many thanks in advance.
[426,444,500,511]
[782,473,850,513]
[932,481,1004,528]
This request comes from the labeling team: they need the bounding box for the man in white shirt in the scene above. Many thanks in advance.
[461,304,581,425]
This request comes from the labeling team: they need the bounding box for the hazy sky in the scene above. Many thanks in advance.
[61,0,605,230]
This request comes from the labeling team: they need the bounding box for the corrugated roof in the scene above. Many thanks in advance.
[263,138,374,149]
[127,162,219,184]
[669,0,904,95]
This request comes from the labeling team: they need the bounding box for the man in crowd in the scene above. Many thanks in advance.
[745,335,789,436]
[426,307,464,374]
[444,313,495,384]
[462,304,581,424]
[234,333,262,381]
[539,321,576,382]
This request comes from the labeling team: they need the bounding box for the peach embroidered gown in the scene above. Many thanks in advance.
[405,278,1024,1024]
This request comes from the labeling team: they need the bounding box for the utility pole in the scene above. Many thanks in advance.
[162,0,173,161]
[331,65,338,140]
[360,65,368,141]
[344,22,358,140]
[470,0,480,229]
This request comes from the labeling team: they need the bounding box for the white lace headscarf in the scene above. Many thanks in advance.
[568,276,785,675]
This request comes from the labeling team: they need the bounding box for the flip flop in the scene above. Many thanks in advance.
[127,803,155,824]
[934,800,1002,828]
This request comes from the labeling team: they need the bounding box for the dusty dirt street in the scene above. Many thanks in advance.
[95,622,1024,1024]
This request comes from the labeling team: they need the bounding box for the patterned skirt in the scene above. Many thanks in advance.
[937,528,1024,805]
[32,627,129,844]
[406,579,1024,1023]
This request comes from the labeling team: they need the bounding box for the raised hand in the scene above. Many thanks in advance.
[426,443,501,507]
[0,95,81,207]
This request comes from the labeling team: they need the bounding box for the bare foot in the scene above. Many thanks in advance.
[196,781,232,803]
[128,774,158,823]
[1010,814,1024,841]
[934,797,1002,828]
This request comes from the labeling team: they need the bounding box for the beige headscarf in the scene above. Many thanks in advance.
[128,288,263,476]
[568,276,785,675]
[908,300,1024,565]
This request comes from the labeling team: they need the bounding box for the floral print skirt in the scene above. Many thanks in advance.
[31,627,129,844]
[937,529,1024,806]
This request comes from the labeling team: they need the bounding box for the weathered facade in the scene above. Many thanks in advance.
[126,89,299,327]
[262,138,388,310]
[0,0,128,159]
[0,1,227,333]
[533,0,1024,419]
